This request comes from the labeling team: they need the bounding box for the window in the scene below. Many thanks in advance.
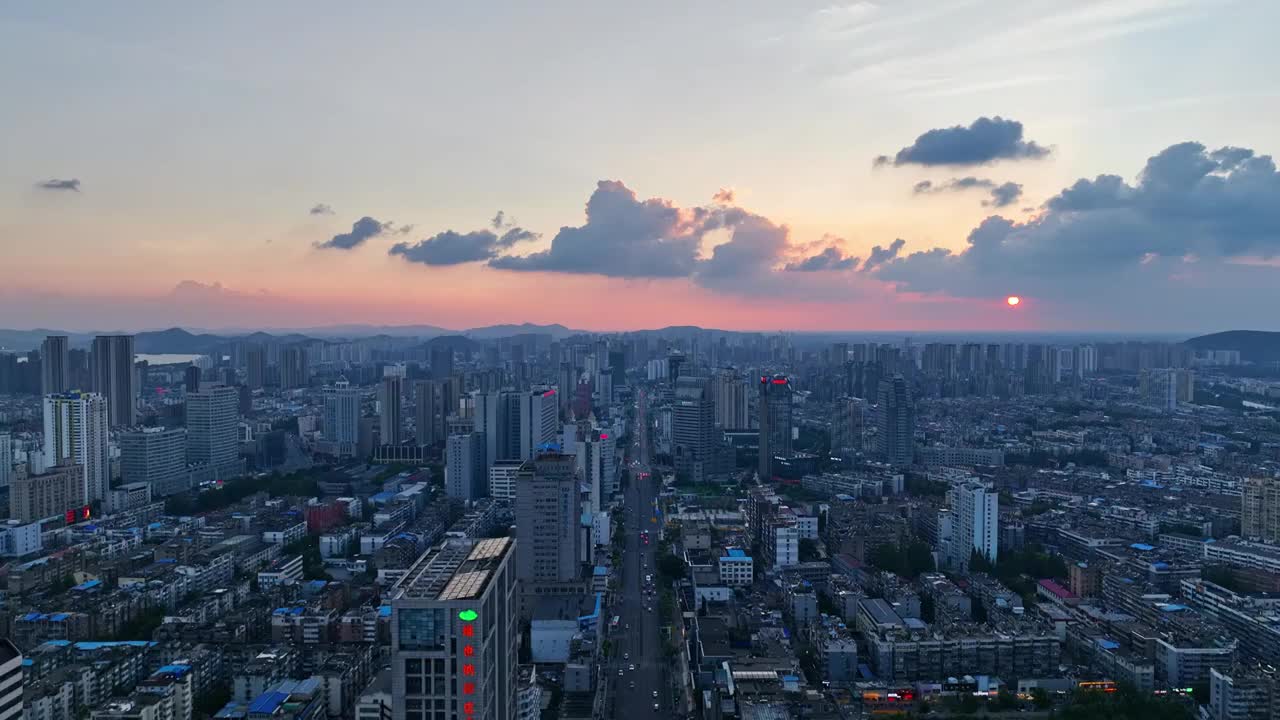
[398,608,446,650]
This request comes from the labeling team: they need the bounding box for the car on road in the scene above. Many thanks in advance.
[624,652,629,660]
[618,669,624,676]
[630,681,636,689]
[629,664,636,671]
[653,691,659,699]
[653,703,660,711]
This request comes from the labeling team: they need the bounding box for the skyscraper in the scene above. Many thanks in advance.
[673,376,718,483]
[0,639,22,720]
[430,347,453,381]
[0,432,11,489]
[711,370,750,429]
[43,391,110,503]
[757,375,793,480]
[380,376,404,445]
[575,428,616,510]
[41,335,69,396]
[324,378,362,458]
[473,389,558,468]
[280,345,310,389]
[948,481,999,570]
[91,334,137,426]
[245,345,266,390]
[10,463,86,523]
[120,427,190,497]
[184,365,202,393]
[876,374,914,466]
[186,385,240,468]
[414,379,442,446]
[1243,478,1280,543]
[391,537,517,720]
[446,432,488,502]
[514,454,582,591]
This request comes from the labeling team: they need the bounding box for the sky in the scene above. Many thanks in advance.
[3,0,1280,334]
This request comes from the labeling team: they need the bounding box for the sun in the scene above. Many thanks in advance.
[1006,295,1021,307]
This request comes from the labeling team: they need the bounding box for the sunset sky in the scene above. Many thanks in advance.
[3,1,1280,333]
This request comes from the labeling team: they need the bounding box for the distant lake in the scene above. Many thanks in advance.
[136,353,204,365]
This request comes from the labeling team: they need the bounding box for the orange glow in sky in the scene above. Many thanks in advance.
[1006,295,1022,307]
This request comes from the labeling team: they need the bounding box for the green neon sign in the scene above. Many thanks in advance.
[458,609,478,622]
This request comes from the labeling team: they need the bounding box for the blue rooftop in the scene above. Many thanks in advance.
[593,566,609,576]
[727,548,747,558]
[248,690,289,715]
[379,605,392,617]
[1130,543,1155,551]
[1097,639,1120,650]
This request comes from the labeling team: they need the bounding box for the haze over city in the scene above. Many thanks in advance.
[5,1,1280,332]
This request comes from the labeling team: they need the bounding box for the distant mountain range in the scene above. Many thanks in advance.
[1185,330,1280,363]
[0,323,587,354]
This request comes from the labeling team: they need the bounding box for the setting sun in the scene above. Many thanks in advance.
[1006,296,1022,307]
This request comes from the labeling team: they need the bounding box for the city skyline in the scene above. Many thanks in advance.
[4,2,1280,332]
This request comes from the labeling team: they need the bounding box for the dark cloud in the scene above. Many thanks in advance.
[37,178,80,192]
[315,216,391,250]
[310,203,334,215]
[390,225,538,266]
[860,238,905,273]
[785,246,860,272]
[875,141,1280,302]
[875,116,1049,167]
[489,180,705,278]
[912,176,1023,207]
[713,187,736,204]
[491,210,508,229]
[986,182,1023,208]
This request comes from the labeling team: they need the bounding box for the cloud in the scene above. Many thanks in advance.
[390,226,539,266]
[986,182,1023,208]
[874,116,1050,167]
[913,176,1024,208]
[37,178,81,192]
[310,203,334,215]
[491,210,508,229]
[489,180,706,278]
[875,141,1280,304]
[785,246,860,272]
[712,187,736,204]
[860,238,905,273]
[315,216,393,250]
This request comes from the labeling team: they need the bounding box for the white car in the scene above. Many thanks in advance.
[629,664,636,671]
[652,691,659,699]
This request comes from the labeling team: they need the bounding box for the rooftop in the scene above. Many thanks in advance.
[396,536,514,602]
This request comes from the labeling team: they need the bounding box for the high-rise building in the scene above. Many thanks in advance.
[91,334,137,425]
[575,429,617,509]
[414,380,442,446]
[473,389,558,468]
[1242,478,1280,543]
[0,639,22,720]
[245,345,266,389]
[120,427,190,497]
[876,375,914,466]
[184,365,202,393]
[949,481,998,570]
[673,376,718,483]
[430,347,453,381]
[391,536,517,720]
[41,335,69,396]
[280,345,309,389]
[0,433,11,490]
[1140,368,1195,410]
[380,376,404,445]
[711,370,749,429]
[10,464,86,523]
[514,454,582,590]
[324,379,362,458]
[43,391,110,503]
[186,385,240,467]
[446,433,488,502]
[757,375,793,480]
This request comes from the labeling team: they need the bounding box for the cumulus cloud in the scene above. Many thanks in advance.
[874,116,1050,167]
[875,141,1280,302]
[390,226,539,266]
[315,216,393,250]
[860,238,906,273]
[37,178,80,192]
[785,246,860,272]
[712,187,736,204]
[489,180,706,278]
[913,176,1024,208]
[310,203,334,215]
